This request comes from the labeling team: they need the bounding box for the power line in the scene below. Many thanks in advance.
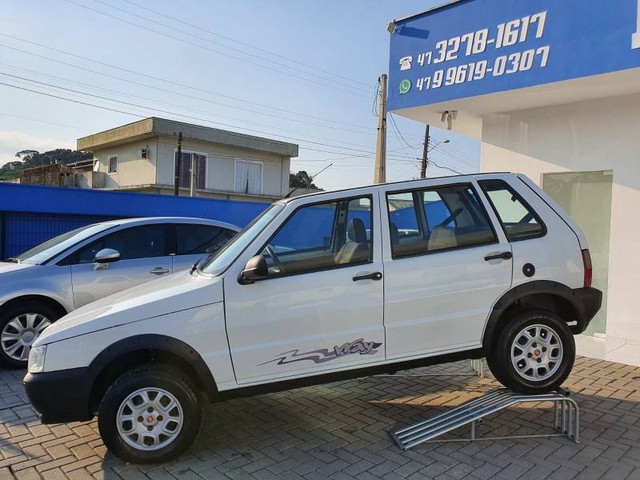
[0,72,404,158]
[0,63,376,137]
[0,34,372,131]
[0,80,422,164]
[0,112,90,132]
[115,0,371,89]
[0,81,143,118]
[64,0,370,97]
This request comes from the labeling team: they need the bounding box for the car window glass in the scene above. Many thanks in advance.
[480,180,545,241]
[73,225,168,264]
[387,185,496,258]
[387,192,420,247]
[423,191,452,229]
[17,224,115,265]
[176,225,236,255]
[260,196,373,277]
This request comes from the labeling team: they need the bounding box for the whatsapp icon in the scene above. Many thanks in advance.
[399,79,412,94]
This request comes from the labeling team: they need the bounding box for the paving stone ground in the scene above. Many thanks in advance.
[0,357,639,479]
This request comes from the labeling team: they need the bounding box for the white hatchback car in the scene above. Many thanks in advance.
[25,174,601,463]
[0,217,238,367]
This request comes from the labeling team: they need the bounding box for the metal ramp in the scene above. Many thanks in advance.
[392,388,579,450]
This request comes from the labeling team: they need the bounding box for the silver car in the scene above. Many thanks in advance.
[0,217,238,368]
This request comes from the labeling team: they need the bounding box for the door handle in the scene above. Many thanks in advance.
[484,251,513,261]
[150,267,170,275]
[353,272,383,282]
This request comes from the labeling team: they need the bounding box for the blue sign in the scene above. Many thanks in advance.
[388,0,640,111]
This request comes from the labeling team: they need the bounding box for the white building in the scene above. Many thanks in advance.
[388,0,640,363]
[77,117,298,202]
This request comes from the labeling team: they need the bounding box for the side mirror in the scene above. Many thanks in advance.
[94,248,121,264]
[238,255,268,285]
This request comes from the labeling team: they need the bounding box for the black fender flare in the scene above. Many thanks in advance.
[87,334,218,400]
[482,280,594,354]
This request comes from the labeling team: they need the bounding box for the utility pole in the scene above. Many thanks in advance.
[374,74,387,184]
[420,124,430,179]
[189,153,197,197]
[173,132,183,196]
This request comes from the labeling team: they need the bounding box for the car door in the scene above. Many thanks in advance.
[382,181,513,360]
[65,224,173,308]
[224,190,385,385]
[171,223,237,273]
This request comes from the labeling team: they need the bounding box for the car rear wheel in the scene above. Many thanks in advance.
[98,364,202,463]
[488,310,575,394]
[0,303,59,368]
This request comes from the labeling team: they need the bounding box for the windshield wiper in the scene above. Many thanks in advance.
[190,259,200,274]
[3,258,21,263]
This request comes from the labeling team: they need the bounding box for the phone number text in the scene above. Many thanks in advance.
[416,46,550,91]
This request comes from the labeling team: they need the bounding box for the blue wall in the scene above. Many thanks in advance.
[0,183,269,258]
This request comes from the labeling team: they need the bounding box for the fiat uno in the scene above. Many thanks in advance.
[24,173,601,462]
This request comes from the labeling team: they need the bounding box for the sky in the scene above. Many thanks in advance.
[0,0,479,190]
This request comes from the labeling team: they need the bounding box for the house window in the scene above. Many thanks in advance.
[108,156,118,173]
[175,152,206,190]
[235,160,263,195]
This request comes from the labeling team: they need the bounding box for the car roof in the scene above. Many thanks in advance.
[97,217,240,231]
[281,172,514,204]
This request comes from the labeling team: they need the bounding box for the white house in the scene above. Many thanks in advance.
[77,117,299,201]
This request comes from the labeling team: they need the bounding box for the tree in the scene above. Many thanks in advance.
[289,170,317,189]
[0,148,93,181]
[15,150,40,162]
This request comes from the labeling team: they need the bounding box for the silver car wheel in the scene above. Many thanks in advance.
[116,387,184,452]
[510,323,563,382]
[1,313,52,362]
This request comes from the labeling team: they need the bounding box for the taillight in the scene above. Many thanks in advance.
[582,249,593,288]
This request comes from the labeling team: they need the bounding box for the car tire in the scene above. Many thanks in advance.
[488,310,575,394]
[98,364,202,464]
[0,302,60,369]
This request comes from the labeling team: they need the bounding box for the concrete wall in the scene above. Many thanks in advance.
[156,136,289,197]
[93,139,157,188]
[480,92,640,345]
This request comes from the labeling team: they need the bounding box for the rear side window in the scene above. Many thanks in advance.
[387,184,496,258]
[480,180,545,241]
[176,224,236,255]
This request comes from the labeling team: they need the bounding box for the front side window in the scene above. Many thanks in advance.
[387,184,496,258]
[176,224,236,255]
[108,156,118,173]
[260,196,372,277]
[480,180,545,241]
[20,224,115,265]
[69,225,168,264]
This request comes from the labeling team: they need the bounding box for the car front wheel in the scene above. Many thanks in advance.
[0,302,59,368]
[489,310,575,394]
[98,364,202,463]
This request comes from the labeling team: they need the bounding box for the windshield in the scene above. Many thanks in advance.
[199,204,283,275]
[9,223,116,265]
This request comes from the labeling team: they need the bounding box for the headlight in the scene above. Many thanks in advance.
[28,345,47,373]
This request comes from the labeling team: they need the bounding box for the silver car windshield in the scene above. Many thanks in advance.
[199,204,283,276]
[9,223,115,265]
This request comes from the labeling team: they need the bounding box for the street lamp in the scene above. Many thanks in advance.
[420,135,450,179]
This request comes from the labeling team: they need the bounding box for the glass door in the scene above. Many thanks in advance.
[542,171,613,335]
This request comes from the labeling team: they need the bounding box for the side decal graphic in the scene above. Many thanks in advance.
[261,338,383,366]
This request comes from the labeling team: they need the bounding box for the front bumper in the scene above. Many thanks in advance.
[572,287,603,333]
[24,367,93,424]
